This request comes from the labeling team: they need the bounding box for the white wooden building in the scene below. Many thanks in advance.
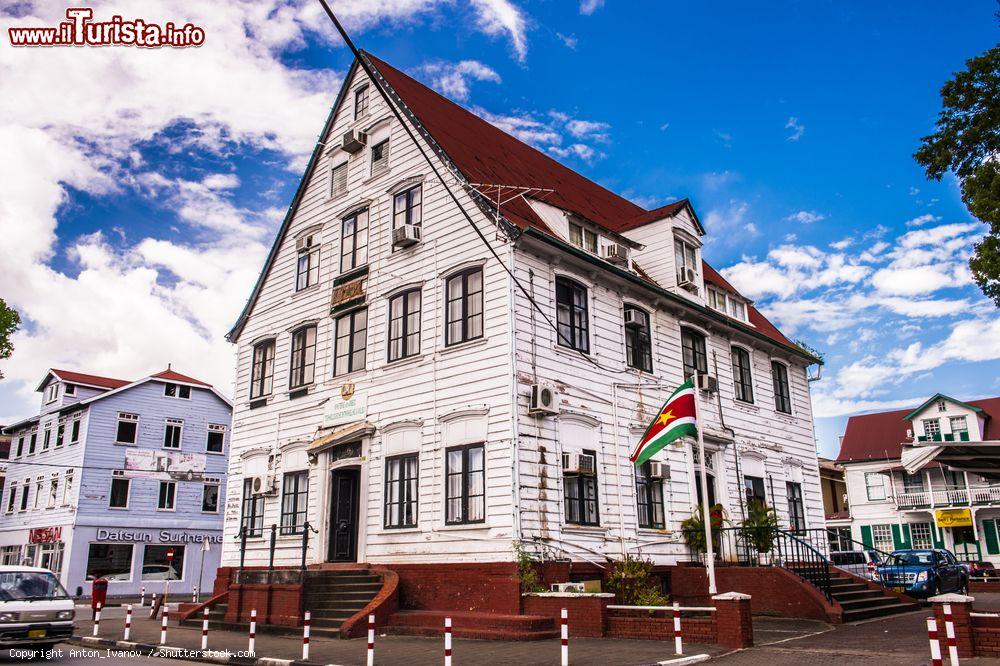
[220,52,824,574]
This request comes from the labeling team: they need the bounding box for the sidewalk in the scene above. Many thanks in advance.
[73,614,725,666]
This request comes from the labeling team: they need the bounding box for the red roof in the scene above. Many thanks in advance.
[837,397,1000,463]
[368,54,646,235]
[618,199,692,232]
[50,369,129,390]
[151,368,211,387]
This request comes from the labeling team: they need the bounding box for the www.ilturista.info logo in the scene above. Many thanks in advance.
[8,8,205,48]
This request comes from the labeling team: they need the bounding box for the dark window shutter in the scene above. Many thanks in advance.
[985,520,1000,555]
[860,525,874,549]
[901,524,912,549]
[891,524,903,550]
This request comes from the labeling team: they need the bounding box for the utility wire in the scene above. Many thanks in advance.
[2,459,219,474]
[315,0,630,375]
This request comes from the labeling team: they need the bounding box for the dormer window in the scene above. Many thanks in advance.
[354,85,369,120]
[569,223,598,254]
[674,237,699,290]
[64,384,75,396]
[45,383,59,403]
[707,287,747,322]
[937,400,947,412]
[164,383,191,399]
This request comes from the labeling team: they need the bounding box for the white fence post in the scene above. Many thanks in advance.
[248,609,257,655]
[943,604,960,666]
[123,604,132,641]
[444,616,452,666]
[303,610,311,661]
[928,617,943,666]
[561,608,568,666]
[367,613,375,666]
[92,602,101,637]
[673,601,683,655]
[160,608,169,645]
[201,607,210,651]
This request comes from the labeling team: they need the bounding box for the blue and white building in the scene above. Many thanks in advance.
[0,367,231,599]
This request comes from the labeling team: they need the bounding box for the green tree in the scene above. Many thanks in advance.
[0,298,20,378]
[914,44,1000,306]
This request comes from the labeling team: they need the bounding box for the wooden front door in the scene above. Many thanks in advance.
[328,469,360,562]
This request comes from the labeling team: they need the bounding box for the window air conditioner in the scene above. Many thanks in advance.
[603,243,629,266]
[563,453,595,474]
[550,582,585,593]
[250,474,277,496]
[295,235,314,252]
[392,224,422,249]
[648,462,667,479]
[623,308,645,329]
[696,374,718,393]
[341,129,368,153]
[529,383,559,416]
[677,266,697,289]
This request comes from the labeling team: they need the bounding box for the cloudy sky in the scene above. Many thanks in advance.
[1,0,997,458]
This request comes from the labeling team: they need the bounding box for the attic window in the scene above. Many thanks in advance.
[674,238,699,290]
[64,384,75,396]
[45,383,59,403]
[707,287,746,322]
[937,400,947,412]
[354,85,369,120]
[371,139,389,175]
[569,223,598,253]
[164,383,191,400]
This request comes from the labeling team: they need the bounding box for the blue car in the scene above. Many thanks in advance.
[873,548,969,598]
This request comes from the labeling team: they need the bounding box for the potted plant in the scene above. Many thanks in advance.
[680,504,726,564]
[741,501,779,566]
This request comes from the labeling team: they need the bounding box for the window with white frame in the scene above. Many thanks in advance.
[64,384,75,396]
[938,400,947,412]
[731,346,754,403]
[0,545,21,565]
[393,185,422,229]
[157,481,176,510]
[47,475,58,508]
[901,471,925,493]
[62,470,74,506]
[250,339,275,399]
[569,222,598,253]
[388,289,421,362]
[923,418,941,439]
[289,325,317,389]
[116,413,139,444]
[45,383,58,403]
[384,454,418,529]
[334,308,368,376]
[110,475,129,509]
[164,383,191,399]
[564,450,600,526]
[707,287,747,321]
[340,209,369,273]
[202,481,220,513]
[42,428,50,451]
[55,422,64,448]
[445,267,484,346]
[34,476,44,509]
[19,484,29,512]
[28,431,36,455]
[555,276,589,353]
[330,162,348,197]
[163,419,183,449]
[370,138,389,175]
[865,472,887,501]
[772,361,792,414]
[5,482,16,514]
[674,237,698,283]
[911,522,934,549]
[295,234,320,292]
[14,436,23,457]
[872,524,894,551]
[280,471,309,534]
[950,416,969,439]
[354,85,369,119]
[206,424,226,453]
[445,443,485,525]
[70,416,81,444]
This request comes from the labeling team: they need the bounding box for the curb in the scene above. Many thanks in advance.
[656,655,711,665]
[70,636,342,666]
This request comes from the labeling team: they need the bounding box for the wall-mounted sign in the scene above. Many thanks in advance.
[330,276,367,311]
[935,508,973,528]
[29,527,62,543]
[323,387,367,427]
[124,448,206,481]
[96,528,223,544]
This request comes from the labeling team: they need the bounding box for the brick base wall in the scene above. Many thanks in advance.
[388,562,521,614]
[226,583,303,626]
[607,613,716,643]
[522,595,609,637]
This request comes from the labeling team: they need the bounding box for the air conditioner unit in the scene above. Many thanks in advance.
[648,461,668,479]
[296,235,314,252]
[250,474,277,496]
[341,129,368,153]
[529,383,559,415]
[392,224,422,249]
[677,266,697,288]
[603,243,629,265]
[563,453,595,474]
[550,582,585,593]
[623,308,645,329]
[696,374,718,393]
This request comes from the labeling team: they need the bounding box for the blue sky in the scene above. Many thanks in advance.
[1,1,998,459]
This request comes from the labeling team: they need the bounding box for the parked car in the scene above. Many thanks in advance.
[0,566,75,648]
[831,550,883,580]
[967,561,998,579]
[140,564,179,581]
[873,549,968,598]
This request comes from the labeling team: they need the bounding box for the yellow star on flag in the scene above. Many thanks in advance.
[657,409,676,426]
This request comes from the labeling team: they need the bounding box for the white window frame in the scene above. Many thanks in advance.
[370,137,390,176]
[33,476,44,510]
[163,418,183,450]
[872,524,894,551]
[5,482,16,514]
[47,474,58,508]
[206,424,227,454]
[116,413,140,445]
[64,384,75,396]
[674,236,699,277]
[109,473,130,510]
[354,84,369,120]
[62,470,74,506]
[568,222,598,254]
[70,416,82,444]
[45,383,58,403]
[163,383,191,399]
[911,522,934,550]
[157,481,177,511]
[331,161,348,198]
[201,480,221,514]
[865,472,887,501]
[923,418,941,438]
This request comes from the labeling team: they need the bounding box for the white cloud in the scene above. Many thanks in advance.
[830,238,853,250]
[556,32,577,49]
[470,0,529,62]
[580,0,604,14]
[564,118,610,142]
[549,143,601,163]
[785,116,805,141]
[905,213,941,227]
[415,59,501,101]
[786,210,824,224]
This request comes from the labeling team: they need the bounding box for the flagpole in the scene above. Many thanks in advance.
[693,372,717,595]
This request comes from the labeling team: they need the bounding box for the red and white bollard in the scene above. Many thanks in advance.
[943,604,960,666]
[560,608,568,666]
[928,617,943,666]
[192,586,198,604]
[140,587,146,607]
[123,604,132,641]
[92,602,102,637]
[303,611,311,661]
[366,613,375,666]
[201,607,210,651]
[673,602,683,655]
[160,608,169,645]
[444,616,453,666]
[248,609,257,655]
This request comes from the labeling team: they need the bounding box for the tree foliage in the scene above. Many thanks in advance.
[0,298,20,379]
[914,44,1000,306]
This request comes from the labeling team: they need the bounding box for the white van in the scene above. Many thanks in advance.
[0,566,75,647]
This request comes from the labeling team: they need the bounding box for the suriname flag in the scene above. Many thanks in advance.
[630,378,698,466]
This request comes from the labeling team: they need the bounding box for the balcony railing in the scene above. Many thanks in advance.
[895,484,1000,509]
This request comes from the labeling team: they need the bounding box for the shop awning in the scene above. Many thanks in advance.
[308,421,375,454]
[902,441,1000,480]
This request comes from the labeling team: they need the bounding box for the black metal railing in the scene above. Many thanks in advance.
[234,521,318,585]
[681,526,835,601]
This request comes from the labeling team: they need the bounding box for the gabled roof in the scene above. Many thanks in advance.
[151,368,211,387]
[617,199,703,234]
[701,263,794,349]
[837,396,1000,464]
[36,369,129,392]
[903,393,985,421]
